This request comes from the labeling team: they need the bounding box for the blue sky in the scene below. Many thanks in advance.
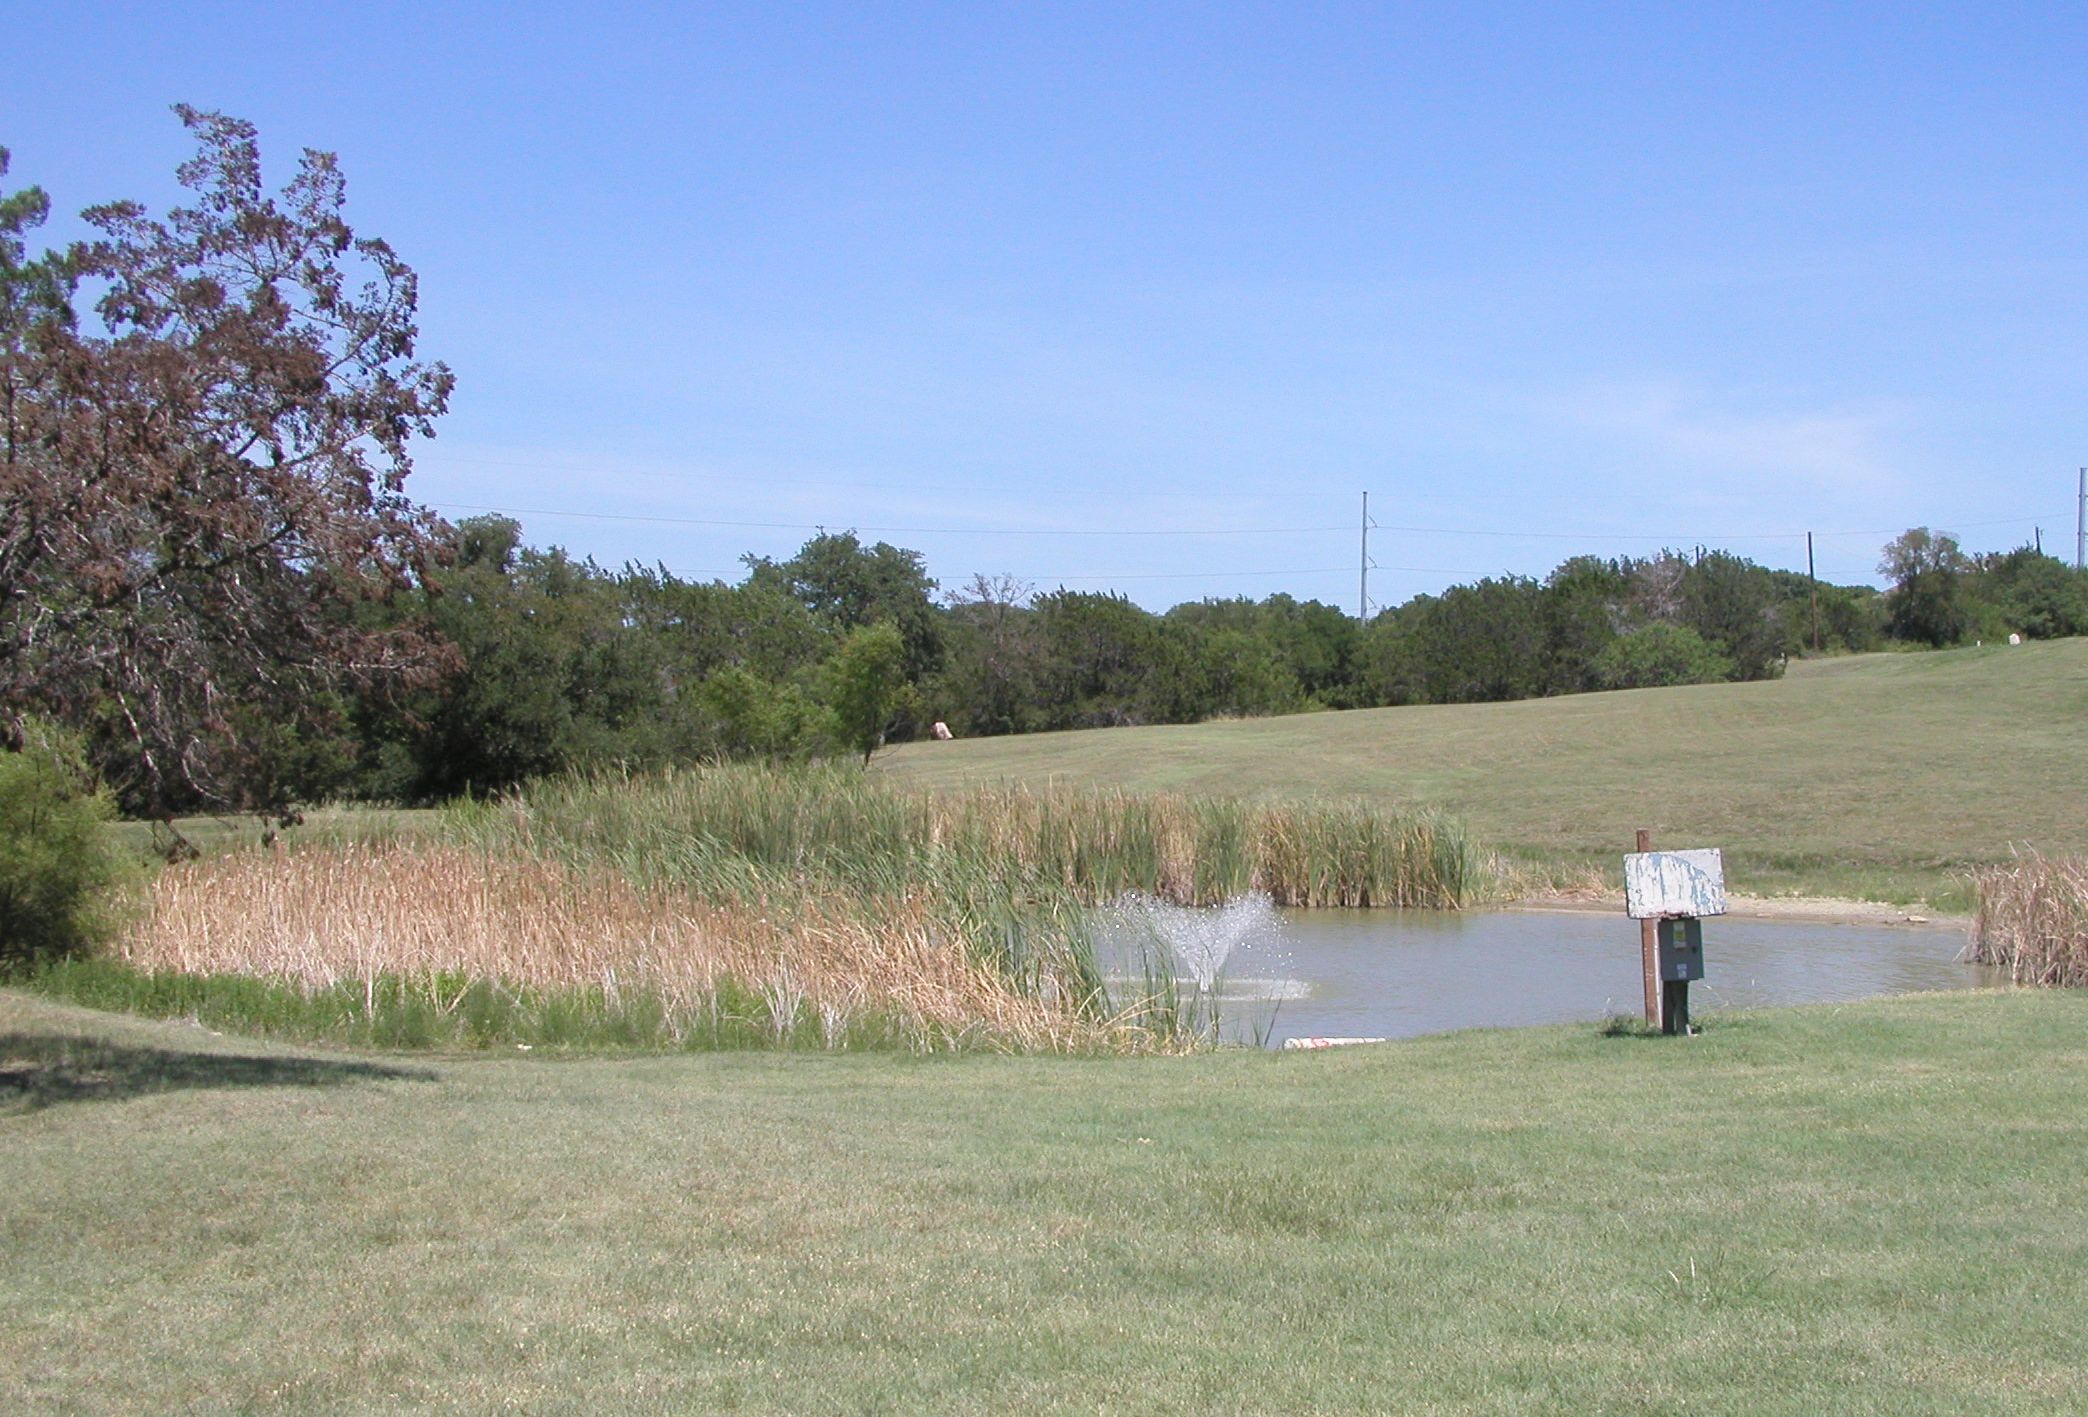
[10,2,2085,609]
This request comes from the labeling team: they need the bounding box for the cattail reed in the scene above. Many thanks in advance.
[118,844,1116,1053]
[1970,853,2088,987]
[463,763,1481,910]
[102,764,1486,1053]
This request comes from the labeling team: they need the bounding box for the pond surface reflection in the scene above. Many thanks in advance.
[1209,908,1999,1047]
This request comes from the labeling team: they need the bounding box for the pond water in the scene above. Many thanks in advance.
[1130,905,1998,1047]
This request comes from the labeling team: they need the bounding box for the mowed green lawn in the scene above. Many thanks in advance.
[5,986,2086,1414]
[883,640,2088,904]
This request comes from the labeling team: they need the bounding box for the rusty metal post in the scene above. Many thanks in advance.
[1636,828,1661,1028]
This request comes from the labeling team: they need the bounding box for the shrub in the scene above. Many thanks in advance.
[0,720,134,964]
[1592,624,1736,690]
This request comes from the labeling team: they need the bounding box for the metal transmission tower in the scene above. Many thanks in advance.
[1358,492,1379,620]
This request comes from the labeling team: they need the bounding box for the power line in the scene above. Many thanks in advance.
[1010,566,1359,583]
[655,564,1449,584]
[422,454,2059,542]
[1368,515,2048,543]
[430,452,1312,502]
[431,499,2053,547]
[431,502,1350,537]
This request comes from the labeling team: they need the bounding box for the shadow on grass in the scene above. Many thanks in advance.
[1597,1015,1711,1041]
[0,1033,436,1115]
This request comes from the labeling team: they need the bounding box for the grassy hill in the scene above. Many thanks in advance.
[882,640,2088,907]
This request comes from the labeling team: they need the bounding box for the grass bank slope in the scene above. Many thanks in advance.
[883,641,2088,905]
[5,987,2086,1413]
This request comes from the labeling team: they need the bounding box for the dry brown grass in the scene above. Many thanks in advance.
[1970,853,2088,986]
[118,843,1117,1052]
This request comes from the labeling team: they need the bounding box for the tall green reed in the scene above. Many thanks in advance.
[459,763,1481,911]
[439,763,1482,1045]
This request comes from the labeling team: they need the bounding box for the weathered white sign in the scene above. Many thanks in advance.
[1623,848,1727,919]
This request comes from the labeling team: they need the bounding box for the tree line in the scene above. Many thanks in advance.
[6,112,2086,824]
[300,515,2077,809]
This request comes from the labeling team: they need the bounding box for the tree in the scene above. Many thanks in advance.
[0,718,132,963]
[1030,590,1201,728]
[0,109,454,817]
[745,531,944,683]
[620,568,827,685]
[1541,557,1627,695]
[1819,583,1886,652]
[935,573,1040,737]
[1678,551,1787,679]
[1974,546,2088,640]
[368,523,664,801]
[1389,577,1549,704]
[1359,597,1434,706]
[1592,624,1734,690]
[1164,593,1360,707]
[1191,627,1302,717]
[1879,528,1970,647]
[822,622,910,765]
[688,667,828,761]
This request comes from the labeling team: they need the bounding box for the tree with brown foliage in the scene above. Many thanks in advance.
[0,107,454,818]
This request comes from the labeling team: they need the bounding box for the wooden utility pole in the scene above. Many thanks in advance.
[1636,827,1661,1028]
[1806,532,1820,653]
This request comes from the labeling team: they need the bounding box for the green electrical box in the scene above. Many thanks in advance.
[1656,917,1704,982]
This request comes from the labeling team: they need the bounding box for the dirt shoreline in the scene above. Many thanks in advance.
[1508,893,1971,930]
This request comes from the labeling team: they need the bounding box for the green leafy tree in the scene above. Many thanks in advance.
[1769,573,1884,654]
[366,519,666,799]
[1766,569,1882,656]
[0,720,132,963]
[1411,577,1550,703]
[822,622,911,764]
[689,667,829,761]
[1359,598,1433,706]
[1818,584,1887,652]
[1264,595,1363,705]
[1678,551,1788,679]
[1541,557,1628,695]
[1030,591,1202,727]
[617,566,831,762]
[1356,579,1548,706]
[1165,594,1359,707]
[1192,627,1303,718]
[1974,547,2088,640]
[620,570,827,685]
[934,574,1041,737]
[746,531,944,684]
[1592,624,1735,690]
[1880,528,1971,647]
